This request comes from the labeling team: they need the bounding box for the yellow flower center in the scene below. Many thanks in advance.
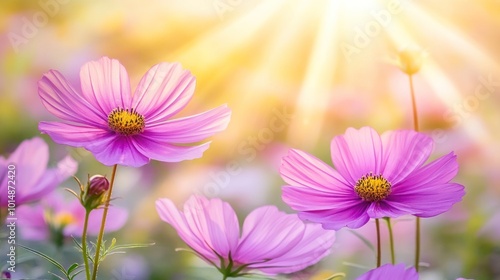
[355,173,391,202]
[107,108,145,136]
[49,211,76,228]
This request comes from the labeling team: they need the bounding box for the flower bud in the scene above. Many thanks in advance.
[82,175,109,210]
[1,271,11,279]
[397,47,425,75]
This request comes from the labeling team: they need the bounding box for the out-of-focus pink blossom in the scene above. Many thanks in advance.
[156,195,335,278]
[0,137,77,207]
[17,192,127,242]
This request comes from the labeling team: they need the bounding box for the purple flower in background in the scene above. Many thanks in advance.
[155,195,335,278]
[17,192,127,242]
[281,127,465,230]
[0,137,77,208]
[38,57,231,167]
[357,264,418,280]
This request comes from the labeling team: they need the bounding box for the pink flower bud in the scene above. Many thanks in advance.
[88,175,110,197]
[82,175,109,211]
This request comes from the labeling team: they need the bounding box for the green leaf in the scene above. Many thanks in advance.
[48,271,67,280]
[18,244,67,274]
[66,263,80,275]
[112,242,155,250]
[69,269,84,280]
[71,236,83,251]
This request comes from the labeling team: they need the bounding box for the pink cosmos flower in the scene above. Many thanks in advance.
[155,195,335,277]
[38,57,231,167]
[17,192,127,241]
[281,127,465,230]
[357,264,418,280]
[0,137,77,207]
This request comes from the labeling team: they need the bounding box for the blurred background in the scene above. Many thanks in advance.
[1,0,499,279]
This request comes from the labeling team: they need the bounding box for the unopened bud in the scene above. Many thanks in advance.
[88,175,109,196]
[397,47,425,75]
[1,271,11,279]
[82,175,109,210]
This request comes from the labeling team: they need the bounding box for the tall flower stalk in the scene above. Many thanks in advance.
[91,165,117,280]
[409,72,421,271]
[384,217,396,264]
[375,219,381,267]
[397,47,424,271]
[81,211,91,280]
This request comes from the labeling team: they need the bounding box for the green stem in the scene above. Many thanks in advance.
[91,164,118,280]
[408,73,421,272]
[82,210,91,280]
[415,216,421,271]
[384,217,396,264]
[375,218,381,267]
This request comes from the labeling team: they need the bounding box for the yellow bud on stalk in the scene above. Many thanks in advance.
[397,48,425,75]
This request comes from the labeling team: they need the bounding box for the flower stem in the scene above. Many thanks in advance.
[415,216,421,271]
[408,73,421,272]
[408,74,419,131]
[82,210,91,280]
[375,218,381,267]
[0,207,7,224]
[91,164,118,280]
[384,217,396,264]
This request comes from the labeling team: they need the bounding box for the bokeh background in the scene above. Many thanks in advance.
[1,0,500,279]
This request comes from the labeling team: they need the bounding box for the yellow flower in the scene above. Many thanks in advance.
[396,47,426,75]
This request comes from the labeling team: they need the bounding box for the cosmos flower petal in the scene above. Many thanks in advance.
[6,138,48,191]
[356,263,418,280]
[298,203,371,230]
[0,161,7,205]
[386,152,464,216]
[132,135,211,163]
[366,201,412,219]
[236,206,305,263]
[330,127,383,184]
[282,185,358,211]
[92,136,150,167]
[144,105,231,143]
[19,156,77,203]
[38,70,105,125]
[79,56,132,115]
[391,183,465,217]
[182,195,240,258]
[132,62,195,122]
[155,198,218,261]
[253,223,335,275]
[395,152,459,192]
[281,149,351,192]
[381,130,433,184]
[39,121,112,149]
[0,138,77,207]
[156,196,239,261]
[17,204,49,240]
